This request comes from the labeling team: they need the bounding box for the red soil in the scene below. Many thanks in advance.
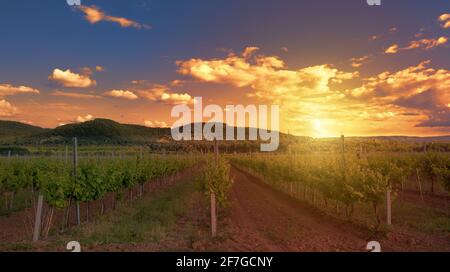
[208,166,450,252]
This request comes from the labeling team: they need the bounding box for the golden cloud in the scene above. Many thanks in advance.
[177,47,361,135]
[384,44,399,54]
[385,37,448,54]
[144,120,168,128]
[78,5,150,29]
[350,55,371,68]
[345,61,450,128]
[170,80,185,87]
[176,47,450,135]
[138,84,194,105]
[0,83,40,97]
[438,13,450,29]
[48,69,96,88]
[0,99,17,117]
[346,61,449,99]
[242,46,260,58]
[105,90,138,100]
[76,114,94,123]
[51,90,101,99]
[178,47,357,98]
[369,35,381,41]
[369,26,398,41]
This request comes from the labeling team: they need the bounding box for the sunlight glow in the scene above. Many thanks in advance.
[312,119,329,138]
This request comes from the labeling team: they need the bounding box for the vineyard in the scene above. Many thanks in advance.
[0,151,198,241]
[231,152,450,229]
[0,141,449,251]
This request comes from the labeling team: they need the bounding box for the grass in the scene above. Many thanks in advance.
[392,200,450,233]
[1,242,35,251]
[58,175,205,249]
[337,198,450,234]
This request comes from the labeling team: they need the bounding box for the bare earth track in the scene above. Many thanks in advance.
[212,166,450,252]
[216,167,369,252]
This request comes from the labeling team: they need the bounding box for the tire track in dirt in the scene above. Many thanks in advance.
[221,166,371,252]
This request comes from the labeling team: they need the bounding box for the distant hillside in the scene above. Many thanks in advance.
[0,121,48,144]
[361,136,450,142]
[0,119,449,148]
[38,119,171,144]
[0,119,170,145]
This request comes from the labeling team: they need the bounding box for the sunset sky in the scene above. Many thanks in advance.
[0,0,449,137]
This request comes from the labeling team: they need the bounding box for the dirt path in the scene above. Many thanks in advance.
[216,166,371,252]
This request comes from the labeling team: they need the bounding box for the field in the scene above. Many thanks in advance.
[0,142,449,252]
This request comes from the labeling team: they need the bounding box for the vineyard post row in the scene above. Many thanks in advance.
[342,134,392,226]
[201,140,231,238]
[211,140,218,237]
[73,137,80,226]
[33,137,79,241]
[229,150,450,228]
[25,140,198,242]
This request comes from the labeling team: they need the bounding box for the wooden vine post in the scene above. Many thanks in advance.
[386,187,392,225]
[211,140,218,237]
[73,137,81,226]
[415,168,424,202]
[341,134,346,170]
[32,194,44,242]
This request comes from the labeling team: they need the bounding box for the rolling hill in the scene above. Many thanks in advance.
[0,119,449,147]
[0,119,170,145]
[0,121,48,143]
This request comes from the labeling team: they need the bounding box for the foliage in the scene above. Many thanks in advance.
[201,158,231,208]
[0,156,196,209]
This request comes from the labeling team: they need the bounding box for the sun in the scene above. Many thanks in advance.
[314,120,322,130]
[312,119,328,138]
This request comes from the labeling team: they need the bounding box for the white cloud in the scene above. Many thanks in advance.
[49,69,96,88]
[104,90,138,100]
[76,114,94,123]
[138,84,194,105]
[51,90,101,99]
[144,120,168,128]
[0,99,17,117]
[0,83,40,97]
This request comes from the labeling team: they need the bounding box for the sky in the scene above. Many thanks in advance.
[0,0,449,137]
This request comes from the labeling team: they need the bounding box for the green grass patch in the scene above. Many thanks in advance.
[66,176,201,246]
[392,200,450,233]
